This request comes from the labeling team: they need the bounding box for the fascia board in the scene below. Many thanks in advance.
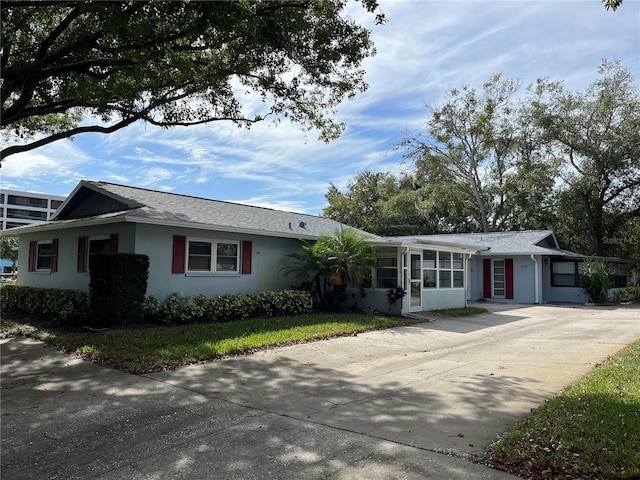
[49,180,88,220]
[368,238,484,254]
[412,239,486,253]
[5,213,323,241]
[3,215,127,234]
[476,249,572,257]
[118,215,323,240]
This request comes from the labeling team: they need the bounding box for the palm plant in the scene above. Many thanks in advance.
[579,257,611,304]
[281,239,328,301]
[322,227,377,286]
[282,228,376,310]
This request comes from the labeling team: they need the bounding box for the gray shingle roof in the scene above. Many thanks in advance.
[384,231,570,256]
[66,181,380,240]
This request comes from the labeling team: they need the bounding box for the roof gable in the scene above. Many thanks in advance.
[534,233,559,249]
[53,181,144,220]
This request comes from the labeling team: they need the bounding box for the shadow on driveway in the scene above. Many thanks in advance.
[1,336,521,479]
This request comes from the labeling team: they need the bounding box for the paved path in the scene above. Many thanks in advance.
[1,303,638,479]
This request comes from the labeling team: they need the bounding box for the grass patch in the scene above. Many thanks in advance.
[432,306,487,317]
[485,339,640,479]
[1,312,425,374]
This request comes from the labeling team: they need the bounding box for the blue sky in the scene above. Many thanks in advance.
[1,0,639,215]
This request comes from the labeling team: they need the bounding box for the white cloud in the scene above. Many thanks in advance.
[2,0,638,214]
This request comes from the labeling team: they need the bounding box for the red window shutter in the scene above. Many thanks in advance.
[241,240,252,275]
[172,235,186,274]
[77,236,86,273]
[28,240,37,272]
[482,259,492,298]
[51,239,59,273]
[110,233,119,253]
[505,258,514,299]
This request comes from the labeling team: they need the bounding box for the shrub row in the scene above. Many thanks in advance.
[1,285,313,326]
[0,285,89,323]
[612,284,640,303]
[146,290,314,324]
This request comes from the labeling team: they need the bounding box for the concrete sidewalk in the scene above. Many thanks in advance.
[2,303,639,479]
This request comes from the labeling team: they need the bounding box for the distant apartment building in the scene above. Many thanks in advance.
[1,189,66,273]
[1,188,66,231]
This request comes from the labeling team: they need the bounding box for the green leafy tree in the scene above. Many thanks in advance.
[400,74,559,233]
[324,166,468,236]
[531,60,640,256]
[324,170,440,236]
[604,217,640,268]
[324,172,398,235]
[0,236,19,273]
[602,0,624,10]
[1,0,383,159]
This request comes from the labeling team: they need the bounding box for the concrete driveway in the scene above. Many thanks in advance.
[2,303,638,479]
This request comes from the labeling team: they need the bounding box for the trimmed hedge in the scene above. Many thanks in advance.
[89,253,149,327]
[0,285,89,323]
[2,284,313,327]
[147,290,314,324]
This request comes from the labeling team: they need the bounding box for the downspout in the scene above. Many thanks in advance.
[401,247,409,316]
[465,253,472,307]
[530,254,540,304]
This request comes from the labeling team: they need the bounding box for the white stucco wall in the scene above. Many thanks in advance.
[347,288,403,315]
[17,222,136,291]
[541,260,589,304]
[422,288,466,310]
[467,255,542,304]
[16,222,305,299]
[135,223,303,300]
[467,257,484,301]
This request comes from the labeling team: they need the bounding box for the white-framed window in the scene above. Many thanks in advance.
[36,241,53,271]
[452,253,464,288]
[422,251,464,289]
[215,240,239,273]
[187,239,212,271]
[375,248,398,288]
[186,238,239,273]
[29,239,58,273]
[423,250,437,288]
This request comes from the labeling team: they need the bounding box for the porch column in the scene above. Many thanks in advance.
[531,254,540,304]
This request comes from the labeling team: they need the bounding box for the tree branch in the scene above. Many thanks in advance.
[35,4,81,60]
[0,116,143,160]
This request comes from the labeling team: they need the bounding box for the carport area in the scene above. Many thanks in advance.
[2,303,639,479]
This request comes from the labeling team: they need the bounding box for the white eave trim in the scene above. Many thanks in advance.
[475,250,577,257]
[3,212,325,241]
[126,215,322,240]
[368,238,485,254]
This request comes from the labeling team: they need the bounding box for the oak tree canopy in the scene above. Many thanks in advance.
[1,0,383,160]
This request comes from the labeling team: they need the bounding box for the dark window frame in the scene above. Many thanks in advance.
[551,260,581,287]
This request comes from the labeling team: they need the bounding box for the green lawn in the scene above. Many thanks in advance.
[432,306,487,317]
[485,339,640,479]
[1,312,434,374]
